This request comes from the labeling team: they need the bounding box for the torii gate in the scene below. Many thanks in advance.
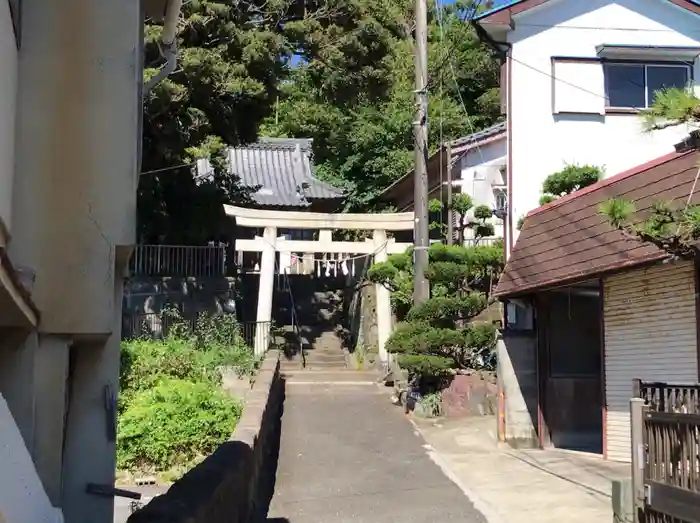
[224,204,415,362]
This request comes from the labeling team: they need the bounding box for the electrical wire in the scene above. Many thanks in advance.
[437,0,447,234]
[508,54,695,112]
[140,162,197,176]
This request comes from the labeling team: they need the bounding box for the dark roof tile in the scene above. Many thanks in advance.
[198,137,343,207]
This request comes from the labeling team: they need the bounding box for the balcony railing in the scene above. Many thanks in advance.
[462,237,502,247]
[129,244,226,277]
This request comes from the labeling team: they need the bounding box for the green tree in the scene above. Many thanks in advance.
[367,216,503,384]
[139,1,290,244]
[263,0,501,209]
[599,86,700,257]
[538,164,604,206]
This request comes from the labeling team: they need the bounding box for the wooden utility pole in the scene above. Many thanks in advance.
[446,142,454,245]
[413,0,430,305]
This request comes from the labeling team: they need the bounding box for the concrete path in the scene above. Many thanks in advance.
[414,416,630,523]
[261,373,488,523]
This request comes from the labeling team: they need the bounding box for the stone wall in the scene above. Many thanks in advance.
[442,373,498,418]
[127,351,283,523]
[123,276,236,317]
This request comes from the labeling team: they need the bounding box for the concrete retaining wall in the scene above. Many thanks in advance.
[127,350,283,523]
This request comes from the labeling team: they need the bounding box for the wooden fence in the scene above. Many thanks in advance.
[631,380,700,523]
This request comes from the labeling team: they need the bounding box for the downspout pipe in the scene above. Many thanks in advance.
[144,0,183,95]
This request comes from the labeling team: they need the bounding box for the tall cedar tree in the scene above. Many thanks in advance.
[140,0,500,242]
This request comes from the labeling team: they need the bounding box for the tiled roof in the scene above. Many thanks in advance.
[451,122,507,150]
[198,138,343,208]
[494,149,700,298]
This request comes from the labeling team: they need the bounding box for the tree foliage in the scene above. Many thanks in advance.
[368,216,503,381]
[140,1,500,241]
[429,193,495,243]
[538,164,604,206]
[599,86,700,258]
[600,198,700,259]
[140,1,291,243]
[262,0,501,209]
[641,87,700,131]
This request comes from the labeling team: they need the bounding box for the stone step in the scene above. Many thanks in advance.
[302,361,348,370]
[283,369,381,384]
[302,353,346,363]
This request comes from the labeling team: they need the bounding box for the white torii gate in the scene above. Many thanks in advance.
[224,204,415,361]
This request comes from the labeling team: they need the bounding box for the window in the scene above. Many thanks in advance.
[604,62,691,109]
[493,188,507,214]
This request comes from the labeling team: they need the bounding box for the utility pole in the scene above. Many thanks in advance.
[446,142,454,245]
[413,0,430,305]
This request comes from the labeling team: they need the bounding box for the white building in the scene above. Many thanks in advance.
[379,122,507,244]
[475,0,700,255]
[0,1,170,522]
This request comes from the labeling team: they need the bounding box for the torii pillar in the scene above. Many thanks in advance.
[224,205,415,363]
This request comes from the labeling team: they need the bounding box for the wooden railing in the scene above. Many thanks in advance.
[129,244,227,277]
[635,380,700,414]
[631,380,700,523]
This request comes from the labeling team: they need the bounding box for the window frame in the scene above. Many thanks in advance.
[493,186,507,214]
[603,59,693,111]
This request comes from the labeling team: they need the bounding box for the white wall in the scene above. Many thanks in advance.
[0,2,17,241]
[454,137,507,239]
[0,394,63,523]
[509,0,700,241]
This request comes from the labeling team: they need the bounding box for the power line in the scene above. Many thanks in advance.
[140,162,197,176]
[426,0,485,92]
[508,54,688,112]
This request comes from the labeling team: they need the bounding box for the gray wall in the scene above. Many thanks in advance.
[497,334,539,447]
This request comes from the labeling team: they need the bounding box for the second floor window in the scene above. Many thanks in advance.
[605,62,691,109]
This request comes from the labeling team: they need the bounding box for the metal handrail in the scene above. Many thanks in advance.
[281,273,305,367]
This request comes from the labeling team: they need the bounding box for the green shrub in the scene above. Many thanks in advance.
[117,311,260,475]
[117,378,241,471]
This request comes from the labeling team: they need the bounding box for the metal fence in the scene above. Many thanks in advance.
[121,312,268,350]
[462,237,502,247]
[631,380,700,523]
[129,244,227,277]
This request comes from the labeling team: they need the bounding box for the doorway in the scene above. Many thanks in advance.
[539,283,603,454]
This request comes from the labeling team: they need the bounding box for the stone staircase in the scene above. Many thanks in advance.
[273,276,349,371]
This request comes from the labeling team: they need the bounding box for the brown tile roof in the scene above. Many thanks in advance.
[494,149,700,298]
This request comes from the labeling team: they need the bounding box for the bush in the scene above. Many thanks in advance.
[117,378,242,471]
[117,311,259,475]
[369,240,502,385]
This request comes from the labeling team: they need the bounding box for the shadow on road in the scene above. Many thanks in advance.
[251,380,286,523]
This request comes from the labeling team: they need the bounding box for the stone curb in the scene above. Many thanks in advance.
[127,350,282,523]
